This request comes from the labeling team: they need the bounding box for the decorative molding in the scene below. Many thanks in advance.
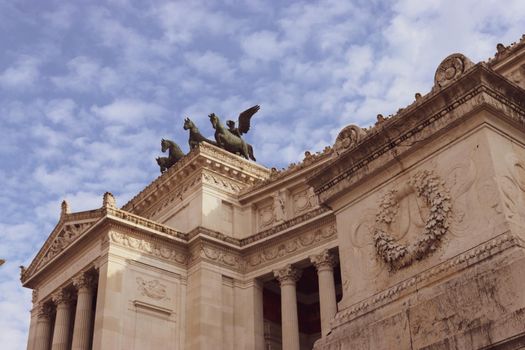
[108,231,188,266]
[245,222,337,270]
[274,264,302,285]
[32,289,38,304]
[136,277,170,301]
[331,232,524,328]
[373,170,452,270]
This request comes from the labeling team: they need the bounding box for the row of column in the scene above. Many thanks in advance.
[34,272,96,350]
[273,249,337,350]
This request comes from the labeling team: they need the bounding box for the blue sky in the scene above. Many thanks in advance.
[1,0,525,348]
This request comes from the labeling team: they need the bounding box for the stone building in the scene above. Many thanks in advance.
[21,36,525,350]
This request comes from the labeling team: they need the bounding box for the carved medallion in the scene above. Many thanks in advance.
[372,170,452,270]
[434,53,474,88]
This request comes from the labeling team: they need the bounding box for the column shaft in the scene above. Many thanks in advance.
[34,305,53,350]
[51,291,72,350]
[311,250,338,337]
[274,265,302,350]
[71,287,94,350]
[280,282,300,350]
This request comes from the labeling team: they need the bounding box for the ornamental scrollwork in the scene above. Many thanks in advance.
[373,170,452,270]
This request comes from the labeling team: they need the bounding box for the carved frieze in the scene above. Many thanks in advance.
[108,231,187,266]
[189,242,242,271]
[246,222,337,270]
[136,277,170,301]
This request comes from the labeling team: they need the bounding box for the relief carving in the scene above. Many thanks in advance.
[37,221,96,268]
[498,153,525,224]
[109,231,187,265]
[333,124,368,156]
[247,223,337,269]
[373,170,452,270]
[136,277,170,301]
[433,53,474,89]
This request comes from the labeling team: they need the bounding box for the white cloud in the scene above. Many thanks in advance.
[91,98,167,125]
[185,51,235,80]
[0,56,40,89]
[43,99,77,124]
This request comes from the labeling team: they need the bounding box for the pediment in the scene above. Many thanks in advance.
[21,210,103,283]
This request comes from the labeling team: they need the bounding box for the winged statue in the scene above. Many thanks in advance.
[209,105,260,161]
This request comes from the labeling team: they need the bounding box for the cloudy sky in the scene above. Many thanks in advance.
[1,0,525,348]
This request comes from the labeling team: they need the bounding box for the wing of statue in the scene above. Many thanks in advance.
[237,105,260,135]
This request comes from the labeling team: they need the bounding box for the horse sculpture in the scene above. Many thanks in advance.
[156,138,185,173]
[209,113,256,161]
[183,117,217,149]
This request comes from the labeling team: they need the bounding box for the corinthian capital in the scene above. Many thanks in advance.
[37,303,53,320]
[73,272,96,291]
[310,250,335,271]
[51,289,72,306]
[273,264,302,285]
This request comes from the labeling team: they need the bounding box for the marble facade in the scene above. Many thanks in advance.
[22,36,525,349]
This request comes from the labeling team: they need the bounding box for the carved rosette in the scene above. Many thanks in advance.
[333,124,368,156]
[373,170,452,270]
[73,273,96,291]
[37,304,54,320]
[52,289,72,306]
[434,53,474,89]
[310,250,335,272]
[274,265,302,286]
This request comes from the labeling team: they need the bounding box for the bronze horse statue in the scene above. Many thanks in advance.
[156,138,185,173]
[183,117,217,149]
[209,113,256,161]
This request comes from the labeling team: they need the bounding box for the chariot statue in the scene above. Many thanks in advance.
[156,138,185,173]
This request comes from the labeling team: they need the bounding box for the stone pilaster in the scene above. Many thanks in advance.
[34,304,53,350]
[274,264,302,350]
[310,250,338,337]
[72,273,96,350]
[51,290,73,350]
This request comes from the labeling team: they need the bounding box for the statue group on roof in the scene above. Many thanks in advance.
[156,105,260,173]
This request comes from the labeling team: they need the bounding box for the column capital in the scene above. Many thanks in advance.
[73,272,96,291]
[310,250,335,271]
[37,303,53,320]
[274,264,302,285]
[52,289,72,306]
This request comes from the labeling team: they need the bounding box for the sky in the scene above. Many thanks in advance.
[1,0,525,348]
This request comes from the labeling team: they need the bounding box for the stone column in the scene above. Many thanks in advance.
[34,304,53,350]
[310,250,337,337]
[51,290,73,350]
[72,273,96,350]
[274,264,302,350]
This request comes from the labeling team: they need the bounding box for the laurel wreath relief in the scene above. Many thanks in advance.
[373,170,452,270]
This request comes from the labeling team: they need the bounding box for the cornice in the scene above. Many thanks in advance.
[239,148,333,201]
[308,64,525,205]
[122,142,271,216]
[486,34,525,69]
